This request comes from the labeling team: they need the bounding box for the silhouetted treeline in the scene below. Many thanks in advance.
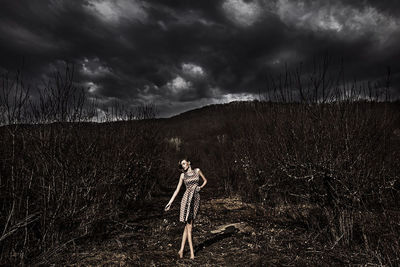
[0,63,159,125]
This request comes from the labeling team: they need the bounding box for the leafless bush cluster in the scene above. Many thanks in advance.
[96,100,159,122]
[0,69,31,125]
[0,64,164,265]
[0,63,159,126]
[263,55,393,103]
[217,57,399,264]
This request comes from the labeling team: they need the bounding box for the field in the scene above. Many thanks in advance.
[1,98,399,265]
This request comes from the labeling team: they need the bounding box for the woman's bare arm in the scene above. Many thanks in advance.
[197,168,207,189]
[166,173,184,207]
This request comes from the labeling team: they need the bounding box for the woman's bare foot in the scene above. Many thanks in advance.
[178,250,183,258]
[190,254,195,259]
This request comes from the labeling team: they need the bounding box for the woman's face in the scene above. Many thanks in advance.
[181,160,190,171]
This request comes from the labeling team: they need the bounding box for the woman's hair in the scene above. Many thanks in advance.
[178,158,190,171]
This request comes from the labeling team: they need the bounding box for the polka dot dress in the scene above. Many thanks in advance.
[179,168,201,224]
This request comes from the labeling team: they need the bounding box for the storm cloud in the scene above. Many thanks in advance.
[1,0,399,117]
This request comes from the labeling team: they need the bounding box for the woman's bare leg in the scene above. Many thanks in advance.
[187,220,195,259]
[178,225,188,258]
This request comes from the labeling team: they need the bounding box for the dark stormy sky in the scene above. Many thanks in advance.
[1,0,400,118]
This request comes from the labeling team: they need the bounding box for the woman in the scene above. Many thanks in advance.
[164,158,207,259]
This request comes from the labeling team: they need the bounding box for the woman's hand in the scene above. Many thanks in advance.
[195,186,201,193]
[164,203,171,211]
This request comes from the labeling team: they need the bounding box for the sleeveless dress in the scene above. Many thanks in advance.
[179,168,201,223]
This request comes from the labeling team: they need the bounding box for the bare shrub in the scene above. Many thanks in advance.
[0,64,164,265]
[221,56,399,264]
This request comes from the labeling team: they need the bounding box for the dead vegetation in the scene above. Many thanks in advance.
[1,57,399,265]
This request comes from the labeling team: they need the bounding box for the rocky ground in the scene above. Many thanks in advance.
[50,184,387,266]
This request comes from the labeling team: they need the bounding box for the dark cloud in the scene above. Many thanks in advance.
[0,0,399,118]
[340,0,400,17]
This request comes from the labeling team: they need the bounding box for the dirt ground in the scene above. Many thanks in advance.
[51,184,386,266]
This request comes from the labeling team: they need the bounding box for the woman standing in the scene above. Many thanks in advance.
[164,158,207,259]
